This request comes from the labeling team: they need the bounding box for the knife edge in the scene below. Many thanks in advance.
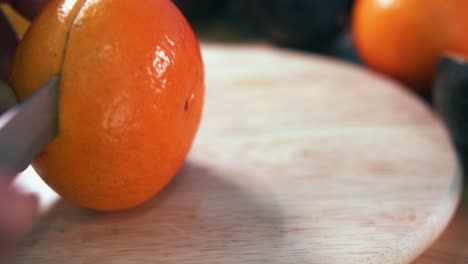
[0,76,59,179]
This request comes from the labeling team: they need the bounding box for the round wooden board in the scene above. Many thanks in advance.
[11,44,461,264]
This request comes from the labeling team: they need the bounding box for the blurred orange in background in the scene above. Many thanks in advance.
[352,0,468,94]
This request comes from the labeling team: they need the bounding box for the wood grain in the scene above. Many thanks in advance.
[9,44,461,264]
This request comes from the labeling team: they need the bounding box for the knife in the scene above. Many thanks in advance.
[0,76,59,180]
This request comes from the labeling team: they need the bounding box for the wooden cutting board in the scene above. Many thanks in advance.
[10,44,461,264]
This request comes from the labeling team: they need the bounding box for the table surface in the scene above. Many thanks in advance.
[413,158,468,264]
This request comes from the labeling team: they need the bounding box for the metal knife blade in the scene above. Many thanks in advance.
[0,76,59,180]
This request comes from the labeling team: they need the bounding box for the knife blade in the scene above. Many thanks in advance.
[0,76,59,180]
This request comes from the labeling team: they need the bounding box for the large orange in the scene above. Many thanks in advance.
[352,0,468,93]
[9,0,204,211]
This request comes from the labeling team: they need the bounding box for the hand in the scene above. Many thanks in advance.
[0,0,47,262]
[0,177,38,262]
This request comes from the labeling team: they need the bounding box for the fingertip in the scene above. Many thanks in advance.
[0,186,39,260]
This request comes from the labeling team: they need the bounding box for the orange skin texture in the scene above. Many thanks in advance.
[9,0,204,211]
[352,0,468,93]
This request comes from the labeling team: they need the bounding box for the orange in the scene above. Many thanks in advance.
[352,0,468,93]
[9,0,204,211]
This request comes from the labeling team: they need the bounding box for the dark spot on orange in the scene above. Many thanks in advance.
[184,99,189,112]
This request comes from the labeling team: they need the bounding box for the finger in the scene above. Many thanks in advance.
[0,9,18,82]
[0,179,38,262]
[6,0,48,20]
